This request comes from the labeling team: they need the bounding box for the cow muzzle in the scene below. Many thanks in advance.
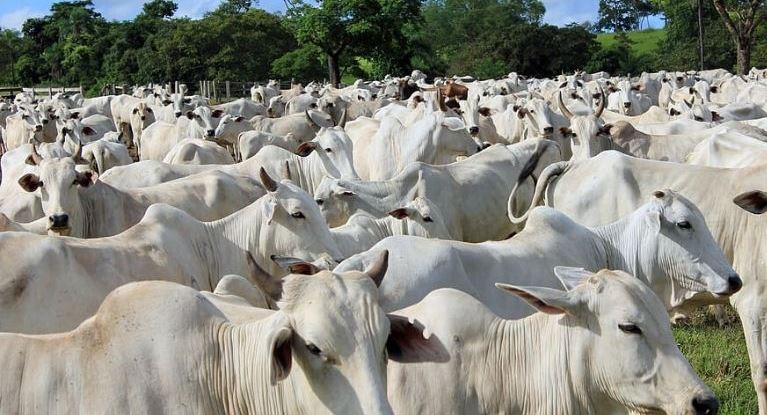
[543,126,554,135]
[48,214,70,235]
[174,111,182,118]
[469,126,479,136]
[623,102,632,108]
[691,394,719,415]
[34,125,43,132]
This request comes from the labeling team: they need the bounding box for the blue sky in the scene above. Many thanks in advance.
[0,0,664,30]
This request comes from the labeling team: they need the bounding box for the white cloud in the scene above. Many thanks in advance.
[0,7,46,30]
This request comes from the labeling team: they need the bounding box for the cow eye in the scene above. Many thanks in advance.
[423,216,433,222]
[694,116,703,121]
[618,323,642,335]
[324,148,332,153]
[677,221,691,230]
[529,110,535,114]
[306,343,322,356]
[291,211,305,219]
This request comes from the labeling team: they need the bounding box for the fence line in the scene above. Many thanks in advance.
[0,86,83,99]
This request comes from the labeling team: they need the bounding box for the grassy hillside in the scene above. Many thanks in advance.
[597,28,666,56]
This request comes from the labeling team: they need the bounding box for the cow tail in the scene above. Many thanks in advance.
[507,154,569,225]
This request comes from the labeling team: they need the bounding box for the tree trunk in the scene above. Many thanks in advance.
[737,37,752,76]
[327,53,341,88]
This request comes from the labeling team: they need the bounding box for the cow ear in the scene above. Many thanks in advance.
[495,283,581,315]
[75,170,97,187]
[211,109,224,118]
[185,111,194,120]
[388,207,411,219]
[70,111,80,119]
[271,255,321,275]
[234,116,244,122]
[269,324,293,385]
[18,174,42,192]
[386,314,448,363]
[554,267,594,291]
[83,126,96,136]
[644,202,662,234]
[262,197,277,224]
[734,190,767,215]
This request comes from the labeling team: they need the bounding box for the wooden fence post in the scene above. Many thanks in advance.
[213,80,218,101]
[225,81,230,99]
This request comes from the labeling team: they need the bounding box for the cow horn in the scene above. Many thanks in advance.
[338,109,347,128]
[558,92,574,120]
[245,252,280,308]
[363,250,389,287]
[72,141,83,162]
[437,89,448,112]
[29,142,43,165]
[260,167,279,192]
[282,161,292,181]
[305,110,321,131]
[595,87,605,118]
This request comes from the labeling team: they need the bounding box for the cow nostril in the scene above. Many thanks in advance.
[692,395,719,415]
[728,275,743,293]
[141,116,146,120]
[469,126,479,135]
[543,127,553,134]
[315,199,324,206]
[207,130,215,137]
[175,112,182,118]
[35,125,43,132]
[623,102,632,108]
[49,214,69,228]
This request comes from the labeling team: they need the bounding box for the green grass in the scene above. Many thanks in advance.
[673,307,756,414]
[596,28,667,56]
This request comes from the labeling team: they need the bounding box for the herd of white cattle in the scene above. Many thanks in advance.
[2,66,767,413]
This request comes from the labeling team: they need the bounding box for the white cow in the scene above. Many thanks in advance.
[356,111,481,181]
[162,138,235,165]
[0,264,437,413]
[315,140,561,242]
[139,106,223,160]
[687,130,767,168]
[509,150,767,411]
[81,139,133,174]
[386,272,718,415]
[238,131,300,160]
[0,170,344,334]
[339,193,738,315]
[101,126,358,193]
[18,155,263,238]
[213,98,267,119]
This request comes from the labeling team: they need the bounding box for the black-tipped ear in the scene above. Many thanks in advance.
[18,174,42,192]
[734,191,767,215]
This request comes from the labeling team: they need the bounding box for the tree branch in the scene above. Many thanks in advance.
[712,0,739,39]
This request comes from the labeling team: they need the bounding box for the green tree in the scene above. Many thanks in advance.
[285,0,421,86]
[712,0,766,74]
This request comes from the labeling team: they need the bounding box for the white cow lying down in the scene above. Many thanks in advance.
[0,170,344,334]
[0,263,440,414]
[386,270,719,415]
[336,192,739,316]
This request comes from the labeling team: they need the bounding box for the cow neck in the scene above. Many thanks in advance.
[79,181,137,238]
[345,179,408,217]
[210,316,306,415]
[482,314,595,414]
[591,215,648,284]
[202,200,263,279]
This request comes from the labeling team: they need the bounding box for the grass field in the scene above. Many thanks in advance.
[673,307,756,413]
[596,28,666,56]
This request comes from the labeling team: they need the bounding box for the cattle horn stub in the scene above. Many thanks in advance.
[260,167,279,192]
[363,250,389,287]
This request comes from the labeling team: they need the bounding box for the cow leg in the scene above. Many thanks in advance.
[733,291,767,414]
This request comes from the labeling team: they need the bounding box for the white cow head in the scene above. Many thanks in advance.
[616,190,741,309]
[16,105,47,138]
[314,177,359,227]
[18,152,96,237]
[252,251,444,414]
[294,123,360,180]
[387,195,453,240]
[258,168,345,268]
[130,101,155,126]
[515,97,555,138]
[214,113,247,145]
[558,91,610,160]
[497,268,717,414]
[185,106,223,139]
[58,118,100,149]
